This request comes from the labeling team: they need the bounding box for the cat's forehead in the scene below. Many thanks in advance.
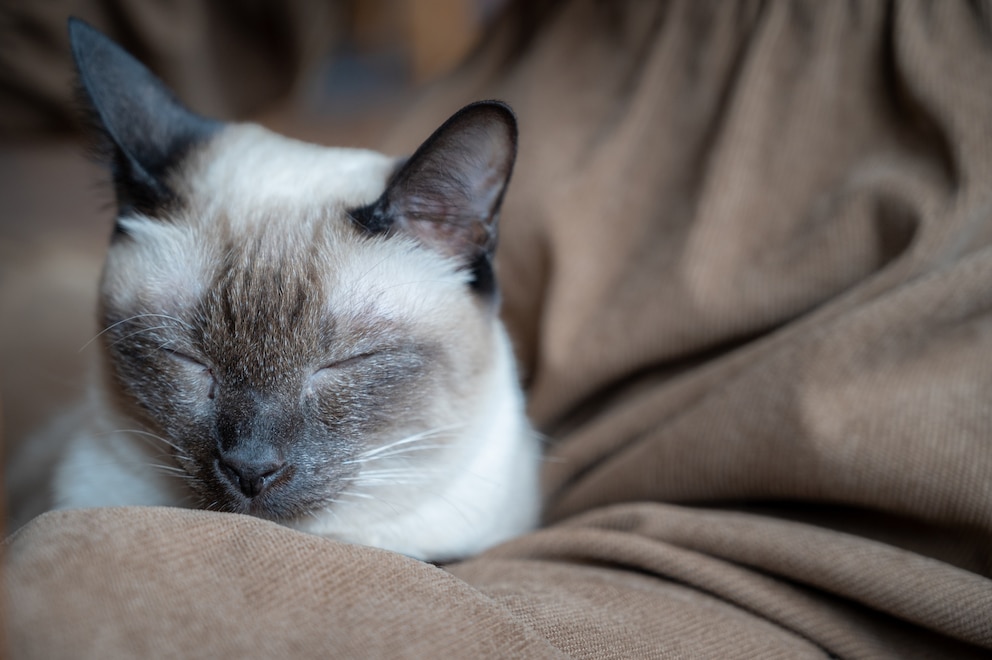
[102,123,472,332]
[181,123,397,219]
[106,219,466,326]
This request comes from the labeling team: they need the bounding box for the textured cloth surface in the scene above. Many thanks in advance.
[0,0,341,135]
[7,0,992,657]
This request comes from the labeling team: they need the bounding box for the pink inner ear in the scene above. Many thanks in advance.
[397,196,495,258]
[380,102,516,263]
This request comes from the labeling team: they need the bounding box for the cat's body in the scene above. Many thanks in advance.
[28,20,541,561]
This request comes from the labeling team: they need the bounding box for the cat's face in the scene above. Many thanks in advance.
[69,19,521,530]
[99,126,499,520]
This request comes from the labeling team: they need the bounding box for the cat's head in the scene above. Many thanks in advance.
[69,19,522,529]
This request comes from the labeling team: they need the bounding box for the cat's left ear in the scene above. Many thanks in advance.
[68,17,221,220]
[351,101,517,294]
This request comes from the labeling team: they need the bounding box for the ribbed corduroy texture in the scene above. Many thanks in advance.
[7,1,992,657]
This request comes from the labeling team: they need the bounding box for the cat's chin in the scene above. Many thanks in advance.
[205,496,304,523]
[196,479,339,524]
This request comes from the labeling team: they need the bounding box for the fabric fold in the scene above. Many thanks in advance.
[6,1,992,657]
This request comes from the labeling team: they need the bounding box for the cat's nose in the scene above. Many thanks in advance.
[217,449,287,498]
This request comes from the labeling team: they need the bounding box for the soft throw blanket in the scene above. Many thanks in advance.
[7,1,992,657]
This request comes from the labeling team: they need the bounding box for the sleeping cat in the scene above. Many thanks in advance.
[42,18,541,561]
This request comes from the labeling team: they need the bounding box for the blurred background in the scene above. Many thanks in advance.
[0,0,507,137]
[0,0,508,506]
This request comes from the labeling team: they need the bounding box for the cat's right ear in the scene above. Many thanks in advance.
[349,102,517,297]
[68,17,220,220]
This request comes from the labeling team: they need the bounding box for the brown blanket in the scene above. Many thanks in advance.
[6,0,992,657]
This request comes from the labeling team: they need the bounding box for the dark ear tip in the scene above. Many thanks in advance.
[67,16,96,44]
[449,100,518,142]
[67,17,106,66]
[466,99,516,121]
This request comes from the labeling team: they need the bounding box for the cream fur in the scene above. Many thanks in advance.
[289,329,541,559]
[47,123,541,561]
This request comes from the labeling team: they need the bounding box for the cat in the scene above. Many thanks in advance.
[37,18,541,562]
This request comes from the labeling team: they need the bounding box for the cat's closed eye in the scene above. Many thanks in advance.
[163,349,217,398]
[308,351,381,389]
[163,349,208,369]
[319,352,377,372]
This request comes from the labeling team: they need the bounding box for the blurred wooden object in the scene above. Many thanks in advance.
[349,0,483,82]
[407,0,480,81]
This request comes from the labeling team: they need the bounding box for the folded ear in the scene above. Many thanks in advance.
[68,17,220,218]
[350,101,518,294]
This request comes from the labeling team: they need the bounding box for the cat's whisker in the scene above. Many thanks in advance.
[347,476,442,487]
[144,462,186,474]
[78,315,157,352]
[109,428,191,460]
[341,474,438,485]
[346,424,465,464]
[348,467,445,477]
[79,313,194,352]
[349,430,451,461]
[307,501,347,526]
[528,432,562,462]
[336,490,376,501]
[144,464,197,482]
[351,443,450,464]
[55,457,194,489]
[348,253,399,290]
[430,491,476,527]
[106,324,184,349]
[346,491,409,518]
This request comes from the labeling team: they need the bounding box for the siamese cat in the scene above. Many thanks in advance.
[39,19,541,561]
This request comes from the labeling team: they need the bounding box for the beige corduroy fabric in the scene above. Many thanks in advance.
[6,0,992,657]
